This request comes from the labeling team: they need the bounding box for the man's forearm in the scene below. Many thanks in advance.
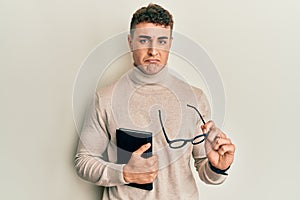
[74,147,127,186]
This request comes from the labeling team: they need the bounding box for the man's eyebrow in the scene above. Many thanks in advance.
[158,36,169,40]
[137,35,169,40]
[138,35,152,39]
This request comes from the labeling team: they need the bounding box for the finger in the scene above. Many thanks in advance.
[144,171,158,183]
[218,131,227,138]
[213,137,232,151]
[210,127,227,138]
[218,144,235,156]
[205,126,220,144]
[145,155,159,166]
[147,165,159,174]
[142,160,159,174]
[133,143,151,156]
[151,171,158,181]
[201,120,215,133]
[207,128,227,144]
[150,169,159,178]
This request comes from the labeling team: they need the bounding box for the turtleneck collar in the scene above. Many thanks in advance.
[128,65,169,85]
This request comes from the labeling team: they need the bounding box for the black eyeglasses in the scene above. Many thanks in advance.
[158,104,208,149]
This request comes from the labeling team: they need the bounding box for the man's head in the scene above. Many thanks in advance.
[128,4,174,75]
[130,3,174,37]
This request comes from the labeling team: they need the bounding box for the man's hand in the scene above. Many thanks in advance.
[201,121,235,170]
[123,143,158,184]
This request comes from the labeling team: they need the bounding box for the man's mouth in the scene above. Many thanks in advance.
[145,59,160,64]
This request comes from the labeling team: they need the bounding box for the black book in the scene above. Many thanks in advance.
[116,128,153,190]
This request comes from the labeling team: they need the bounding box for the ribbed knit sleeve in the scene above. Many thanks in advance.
[191,87,227,185]
[194,158,227,184]
[74,93,128,186]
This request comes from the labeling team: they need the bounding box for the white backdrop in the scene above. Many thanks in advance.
[1,0,299,199]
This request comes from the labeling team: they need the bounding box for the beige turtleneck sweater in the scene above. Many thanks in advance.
[74,66,227,200]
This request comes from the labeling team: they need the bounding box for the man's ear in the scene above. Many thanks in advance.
[128,34,133,52]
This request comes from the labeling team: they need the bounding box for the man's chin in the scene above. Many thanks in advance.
[136,64,165,75]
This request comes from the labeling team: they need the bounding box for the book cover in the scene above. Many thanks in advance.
[116,128,153,190]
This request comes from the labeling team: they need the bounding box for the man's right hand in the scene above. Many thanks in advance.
[123,143,158,184]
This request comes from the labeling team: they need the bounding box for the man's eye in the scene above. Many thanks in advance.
[139,39,149,44]
[158,40,167,45]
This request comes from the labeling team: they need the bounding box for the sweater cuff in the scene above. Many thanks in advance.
[208,161,230,175]
[204,161,227,183]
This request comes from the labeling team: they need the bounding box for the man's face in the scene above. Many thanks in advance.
[128,22,172,75]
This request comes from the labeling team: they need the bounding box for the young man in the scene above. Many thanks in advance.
[75,4,235,199]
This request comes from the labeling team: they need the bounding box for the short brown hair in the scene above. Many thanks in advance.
[130,3,174,36]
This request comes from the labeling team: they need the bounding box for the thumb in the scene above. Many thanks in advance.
[133,143,151,156]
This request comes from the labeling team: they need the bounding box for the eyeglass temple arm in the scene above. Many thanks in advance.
[158,110,171,143]
[187,104,206,125]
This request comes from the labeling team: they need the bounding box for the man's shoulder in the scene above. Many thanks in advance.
[169,74,206,97]
[190,85,205,97]
[96,81,117,100]
[96,73,129,101]
[96,79,122,106]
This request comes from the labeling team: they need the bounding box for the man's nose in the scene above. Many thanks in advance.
[148,46,158,56]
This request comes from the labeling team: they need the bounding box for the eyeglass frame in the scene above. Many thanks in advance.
[158,104,208,149]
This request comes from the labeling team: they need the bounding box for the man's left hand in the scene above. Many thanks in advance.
[201,121,235,171]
